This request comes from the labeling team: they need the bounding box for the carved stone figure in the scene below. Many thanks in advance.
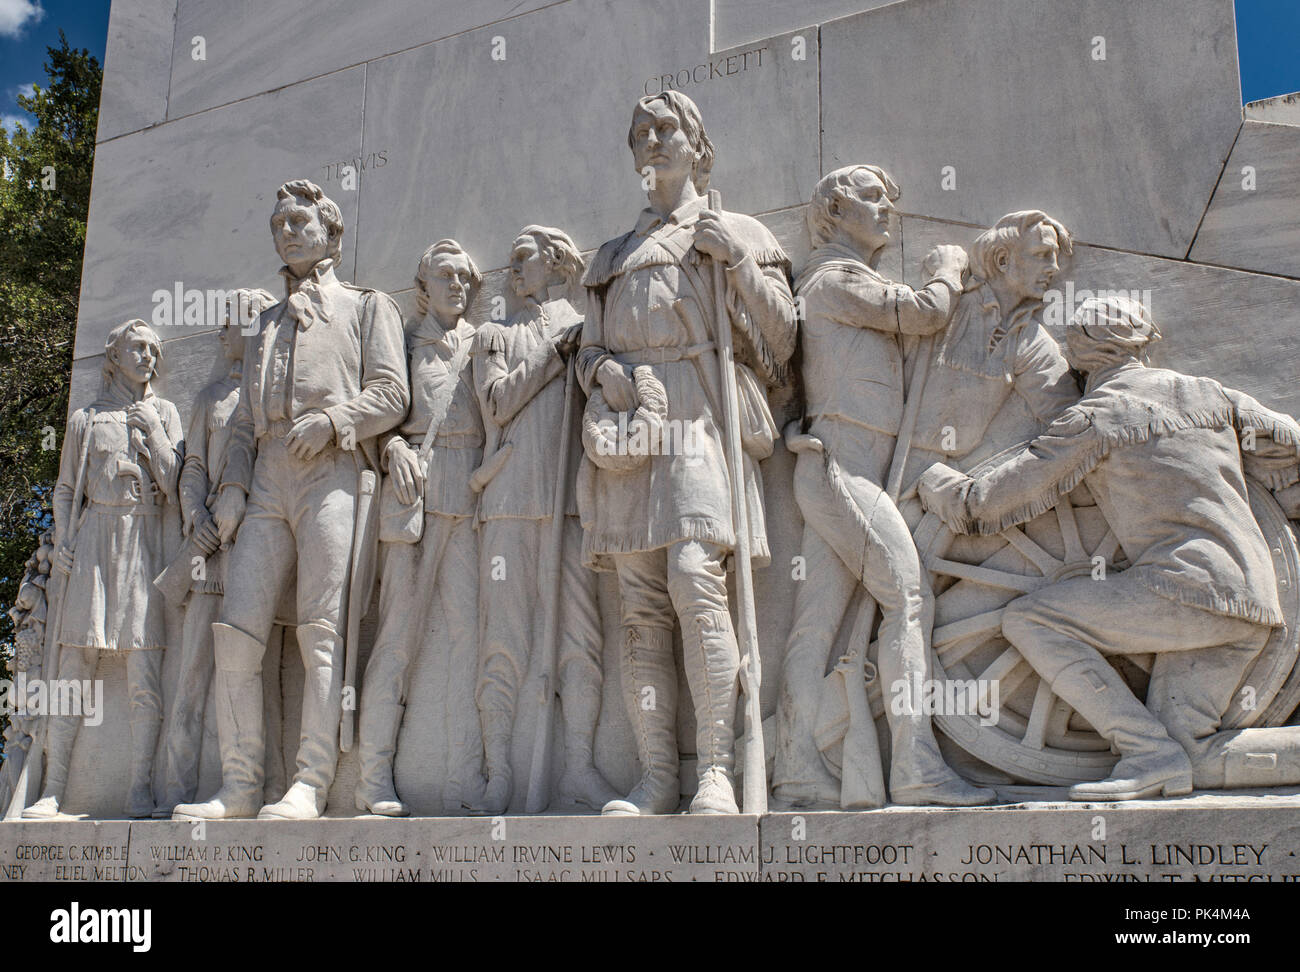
[901,210,1080,489]
[577,91,797,815]
[920,294,1300,799]
[356,240,485,817]
[173,179,409,821]
[471,225,617,815]
[773,164,994,808]
[156,289,288,817]
[0,534,54,814]
[25,320,184,819]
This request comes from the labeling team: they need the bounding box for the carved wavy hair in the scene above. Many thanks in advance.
[101,318,163,395]
[627,91,715,193]
[515,224,586,302]
[807,164,901,249]
[414,239,484,316]
[969,210,1072,283]
[273,179,345,264]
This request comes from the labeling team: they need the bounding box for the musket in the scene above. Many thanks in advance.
[836,332,937,809]
[4,408,95,820]
[339,468,379,753]
[524,353,578,813]
[708,188,767,815]
[153,533,220,608]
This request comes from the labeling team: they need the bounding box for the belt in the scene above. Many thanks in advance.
[619,342,715,365]
[261,418,296,440]
[90,499,161,515]
[409,431,484,450]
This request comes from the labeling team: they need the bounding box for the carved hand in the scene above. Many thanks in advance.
[922,244,969,282]
[388,440,425,507]
[127,400,166,439]
[54,544,75,574]
[285,411,335,460]
[555,322,584,361]
[597,358,638,412]
[191,510,222,555]
[694,209,746,266]
[213,486,247,545]
[918,462,974,534]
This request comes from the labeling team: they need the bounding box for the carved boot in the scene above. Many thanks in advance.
[603,626,679,816]
[558,682,619,810]
[173,624,265,821]
[22,711,82,819]
[1051,659,1193,801]
[683,610,740,814]
[1191,726,1300,789]
[887,719,996,806]
[355,700,408,816]
[474,709,513,815]
[125,714,161,819]
[444,722,485,814]
[260,622,341,820]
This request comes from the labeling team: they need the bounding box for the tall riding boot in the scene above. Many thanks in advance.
[125,715,162,818]
[475,708,514,815]
[682,610,739,815]
[260,622,342,820]
[558,680,619,810]
[603,626,679,815]
[355,699,407,816]
[172,624,267,820]
[21,712,82,819]
[1050,658,1193,801]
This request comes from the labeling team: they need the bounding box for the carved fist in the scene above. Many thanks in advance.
[127,400,165,439]
[597,358,638,412]
[555,322,584,361]
[918,462,974,534]
[922,244,969,285]
[387,440,425,507]
[285,411,335,460]
[54,544,75,574]
[191,510,222,556]
[694,210,746,266]
[213,486,247,545]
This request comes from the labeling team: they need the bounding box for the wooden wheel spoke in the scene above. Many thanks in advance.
[1093,529,1121,566]
[999,525,1061,575]
[1055,498,1087,563]
[979,645,1024,684]
[933,608,1005,650]
[929,557,1044,594]
[1022,680,1055,750]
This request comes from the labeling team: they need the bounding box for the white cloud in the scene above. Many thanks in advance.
[0,0,45,39]
[15,83,36,99]
[1,112,31,134]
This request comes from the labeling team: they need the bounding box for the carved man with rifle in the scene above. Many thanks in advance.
[774,165,994,809]
[173,179,408,821]
[577,92,796,815]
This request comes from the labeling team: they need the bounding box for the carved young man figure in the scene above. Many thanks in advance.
[471,225,617,814]
[773,165,993,807]
[578,92,797,815]
[357,240,485,816]
[157,289,287,816]
[902,210,1080,489]
[920,295,1300,798]
[174,180,409,821]
[25,320,184,819]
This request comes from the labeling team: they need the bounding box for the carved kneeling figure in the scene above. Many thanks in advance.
[921,295,1300,799]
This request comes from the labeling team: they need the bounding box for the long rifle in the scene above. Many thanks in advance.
[4,409,95,820]
[838,333,936,808]
[707,189,767,815]
[525,354,578,813]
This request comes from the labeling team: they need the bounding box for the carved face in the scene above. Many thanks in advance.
[630,102,698,190]
[831,171,895,255]
[509,234,552,301]
[999,223,1061,303]
[271,196,332,274]
[218,321,244,364]
[112,330,158,385]
[424,252,475,322]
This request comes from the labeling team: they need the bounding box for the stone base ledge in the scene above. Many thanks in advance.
[3,790,1299,882]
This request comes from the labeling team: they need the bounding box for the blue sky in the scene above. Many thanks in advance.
[0,0,1297,132]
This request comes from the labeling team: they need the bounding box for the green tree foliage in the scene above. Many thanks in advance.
[0,34,101,685]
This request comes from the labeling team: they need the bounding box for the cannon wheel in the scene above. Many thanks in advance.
[894,447,1300,787]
